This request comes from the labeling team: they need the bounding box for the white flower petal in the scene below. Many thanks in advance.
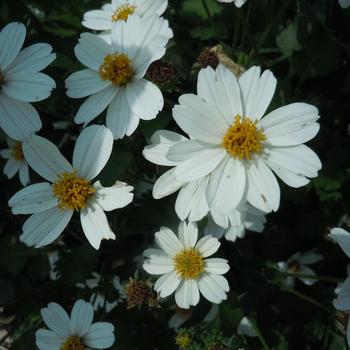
[195,236,221,258]
[73,125,113,180]
[0,22,26,70]
[298,266,317,286]
[198,273,228,304]
[175,280,200,309]
[74,33,112,71]
[3,158,20,178]
[333,277,350,311]
[74,85,118,124]
[204,258,230,275]
[329,228,350,259]
[65,69,111,98]
[80,202,116,250]
[246,159,280,212]
[70,300,94,337]
[265,163,309,188]
[19,162,30,186]
[153,168,185,199]
[167,140,210,163]
[23,135,73,182]
[143,250,174,275]
[40,302,71,339]
[94,180,133,211]
[178,221,198,248]
[126,79,163,120]
[84,322,115,349]
[207,156,246,214]
[35,329,62,350]
[83,10,113,30]
[0,94,41,141]
[154,270,181,298]
[155,227,183,256]
[238,66,276,121]
[20,207,73,248]
[9,182,57,214]
[3,72,55,102]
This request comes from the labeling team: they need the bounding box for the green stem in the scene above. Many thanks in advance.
[277,271,343,284]
[241,0,252,47]
[231,7,241,52]
[250,320,270,350]
[201,0,212,20]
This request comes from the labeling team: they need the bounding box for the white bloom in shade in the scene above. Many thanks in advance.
[218,0,248,7]
[66,14,172,140]
[83,0,170,43]
[333,277,350,347]
[143,221,230,309]
[237,317,257,337]
[277,250,323,288]
[8,125,134,249]
[339,0,350,8]
[35,299,115,350]
[205,203,266,242]
[329,227,350,258]
[1,138,29,185]
[0,22,56,141]
[161,64,321,215]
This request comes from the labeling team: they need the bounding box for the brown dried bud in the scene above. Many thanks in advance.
[146,59,176,86]
[125,278,159,309]
[197,48,220,69]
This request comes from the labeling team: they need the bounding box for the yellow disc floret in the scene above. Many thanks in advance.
[60,336,84,350]
[99,53,134,86]
[175,333,192,349]
[112,4,136,22]
[222,115,266,160]
[11,141,24,161]
[174,248,204,280]
[52,171,95,211]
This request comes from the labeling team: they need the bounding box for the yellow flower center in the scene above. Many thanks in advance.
[11,141,24,161]
[112,4,136,22]
[174,248,204,280]
[52,171,96,211]
[60,336,84,350]
[99,53,134,86]
[222,115,266,160]
[175,333,192,348]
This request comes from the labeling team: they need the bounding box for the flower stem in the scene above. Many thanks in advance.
[250,320,271,350]
[277,271,343,283]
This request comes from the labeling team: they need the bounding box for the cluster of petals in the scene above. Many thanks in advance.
[0,22,56,141]
[8,125,134,250]
[143,221,230,309]
[36,299,115,349]
[66,13,172,139]
[143,64,321,228]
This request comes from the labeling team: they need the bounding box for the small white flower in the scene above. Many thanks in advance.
[339,0,350,8]
[83,0,170,43]
[143,65,321,220]
[277,250,323,288]
[35,299,115,350]
[8,125,134,250]
[0,22,56,140]
[143,221,230,309]
[66,14,172,140]
[237,316,257,337]
[205,203,266,242]
[218,0,248,7]
[329,227,350,258]
[1,138,29,185]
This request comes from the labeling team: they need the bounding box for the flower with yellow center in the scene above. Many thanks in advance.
[66,14,173,140]
[35,299,115,350]
[143,64,321,225]
[175,332,192,348]
[1,138,30,185]
[82,0,170,44]
[9,125,134,250]
[143,221,230,309]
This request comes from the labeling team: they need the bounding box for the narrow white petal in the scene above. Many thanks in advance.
[84,322,115,349]
[204,258,230,275]
[167,140,210,163]
[3,158,20,178]
[19,162,30,186]
[198,273,229,304]
[178,221,198,248]
[70,300,94,337]
[195,236,221,258]
[73,124,113,180]
[175,280,200,309]
[155,227,183,256]
[154,270,181,298]
[143,249,174,275]
[83,10,113,31]
[35,329,62,350]
[153,168,185,199]
[329,228,350,258]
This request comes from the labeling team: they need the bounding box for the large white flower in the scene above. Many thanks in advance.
[143,221,230,309]
[83,0,170,43]
[146,64,321,216]
[0,22,56,140]
[205,204,266,242]
[66,14,172,140]
[1,138,30,185]
[8,125,134,249]
[36,299,115,350]
[218,0,248,7]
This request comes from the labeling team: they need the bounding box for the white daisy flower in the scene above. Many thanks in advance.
[8,124,134,249]
[143,221,230,309]
[205,204,266,242]
[237,316,257,337]
[1,138,30,185]
[329,227,350,258]
[217,0,248,7]
[339,0,350,8]
[0,22,56,140]
[66,14,172,140]
[83,0,170,44]
[146,64,321,216]
[36,299,115,350]
[277,250,323,288]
